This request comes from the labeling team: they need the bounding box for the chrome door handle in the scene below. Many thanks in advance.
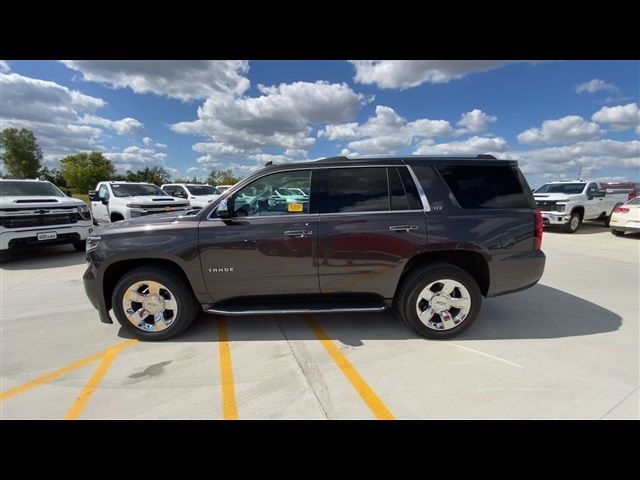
[284,230,312,237]
[389,225,419,232]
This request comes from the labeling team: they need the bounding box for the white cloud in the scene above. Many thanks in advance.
[0,72,145,163]
[61,60,250,101]
[143,136,167,148]
[0,60,10,73]
[512,140,640,180]
[574,79,620,94]
[172,81,366,160]
[104,146,168,172]
[456,109,497,134]
[319,105,454,155]
[517,115,602,145]
[82,114,144,135]
[414,136,508,155]
[591,103,640,131]
[350,60,506,89]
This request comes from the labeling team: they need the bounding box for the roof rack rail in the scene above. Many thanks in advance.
[476,154,496,159]
[314,156,349,163]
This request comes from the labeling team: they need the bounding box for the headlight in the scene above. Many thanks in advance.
[86,236,101,251]
[77,203,92,219]
[556,204,565,212]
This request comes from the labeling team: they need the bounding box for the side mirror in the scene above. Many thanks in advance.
[88,190,98,201]
[216,197,235,218]
[101,198,109,206]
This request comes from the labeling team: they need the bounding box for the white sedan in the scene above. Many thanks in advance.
[610,197,640,236]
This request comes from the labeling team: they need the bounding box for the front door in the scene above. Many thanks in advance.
[318,166,426,299]
[91,184,110,223]
[198,169,319,303]
[585,182,601,218]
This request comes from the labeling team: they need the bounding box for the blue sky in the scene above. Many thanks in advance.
[1,60,638,186]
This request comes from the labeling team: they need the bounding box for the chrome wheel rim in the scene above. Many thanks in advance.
[122,280,178,332]
[416,279,471,331]
[571,216,579,230]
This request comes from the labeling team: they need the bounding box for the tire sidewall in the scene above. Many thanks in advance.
[400,264,482,339]
[565,212,581,233]
[112,267,196,340]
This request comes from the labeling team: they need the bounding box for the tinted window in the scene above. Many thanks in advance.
[186,185,219,195]
[398,167,423,210]
[329,168,388,213]
[389,168,409,210]
[535,183,586,194]
[111,183,167,197]
[437,165,530,209]
[232,170,311,217]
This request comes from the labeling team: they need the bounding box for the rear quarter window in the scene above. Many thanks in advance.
[436,164,531,209]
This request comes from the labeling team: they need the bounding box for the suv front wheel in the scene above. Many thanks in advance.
[112,266,198,340]
[397,263,482,339]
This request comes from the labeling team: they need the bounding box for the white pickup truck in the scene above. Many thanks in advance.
[89,181,191,223]
[0,178,93,251]
[533,180,627,233]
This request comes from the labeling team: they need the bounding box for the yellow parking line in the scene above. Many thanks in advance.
[216,318,239,420]
[305,316,395,420]
[64,340,137,420]
[0,340,136,402]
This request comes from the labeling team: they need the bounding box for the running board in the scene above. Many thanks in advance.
[203,305,388,316]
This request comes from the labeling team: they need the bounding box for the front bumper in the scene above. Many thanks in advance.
[83,262,112,324]
[0,222,94,250]
[541,211,571,226]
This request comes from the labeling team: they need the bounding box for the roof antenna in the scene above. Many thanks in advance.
[577,161,582,180]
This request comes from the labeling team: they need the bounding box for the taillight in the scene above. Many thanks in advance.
[613,207,630,214]
[534,209,543,250]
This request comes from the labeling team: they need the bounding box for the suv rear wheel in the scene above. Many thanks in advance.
[112,266,198,340]
[397,263,482,339]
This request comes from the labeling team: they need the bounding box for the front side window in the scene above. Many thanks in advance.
[231,170,312,217]
[98,184,109,199]
[328,167,388,213]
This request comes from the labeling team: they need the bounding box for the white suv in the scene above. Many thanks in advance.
[89,181,191,223]
[0,179,93,251]
[161,183,221,210]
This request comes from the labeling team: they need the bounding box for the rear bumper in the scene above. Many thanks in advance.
[487,250,546,297]
[610,225,640,233]
[541,212,571,225]
[83,262,113,324]
[0,223,94,250]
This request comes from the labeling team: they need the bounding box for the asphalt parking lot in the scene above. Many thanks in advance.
[1,223,638,419]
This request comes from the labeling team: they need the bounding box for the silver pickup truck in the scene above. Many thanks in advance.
[533,180,627,233]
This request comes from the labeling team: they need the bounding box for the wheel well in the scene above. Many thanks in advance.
[110,212,124,222]
[102,258,193,310]
[396,250,490,297]
[571,206,584,219]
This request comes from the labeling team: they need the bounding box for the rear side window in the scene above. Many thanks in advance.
[329,168,388,213]
[398,167,423,210]
[436,164,530,209]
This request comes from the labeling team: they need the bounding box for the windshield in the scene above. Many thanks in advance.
[535,183,586,194]
[217,186,231,192]
[111,183,167,197]
[0,181,65,197]
[186,185,219,195]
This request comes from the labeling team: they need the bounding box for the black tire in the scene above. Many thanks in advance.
[112,266,198,341]
[563,211,582,233]
[611,229,625,237]
[72,240,86,252]
[397,263,482,339]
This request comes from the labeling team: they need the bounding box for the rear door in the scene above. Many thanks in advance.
[318,166,426,299]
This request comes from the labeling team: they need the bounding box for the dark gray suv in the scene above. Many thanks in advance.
[83,155,545,340]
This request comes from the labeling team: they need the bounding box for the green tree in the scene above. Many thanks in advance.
[207,168,240,186]
[60,151,116,193]
[39,166,68,189]
[124,166,171,185]
[0,128,43,178]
